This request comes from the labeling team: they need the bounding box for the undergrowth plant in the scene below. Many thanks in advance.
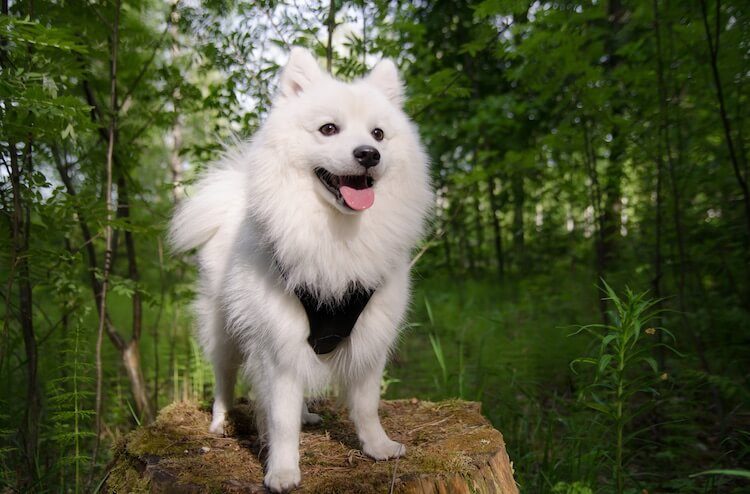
[0,403,14,490]
[47,313,94,492]
[423,297,468,399]
[571,282,673,494]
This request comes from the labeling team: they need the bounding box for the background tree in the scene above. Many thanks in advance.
[1,0,748,492]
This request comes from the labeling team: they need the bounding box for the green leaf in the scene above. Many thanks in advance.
[690,469,750,479]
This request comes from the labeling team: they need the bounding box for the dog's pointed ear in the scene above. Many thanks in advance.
[279,47,322,98]
[365,59,404,107]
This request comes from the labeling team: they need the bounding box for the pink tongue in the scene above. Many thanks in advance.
[340,186,375,210]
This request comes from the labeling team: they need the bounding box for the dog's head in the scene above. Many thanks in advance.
[263,47,424,215]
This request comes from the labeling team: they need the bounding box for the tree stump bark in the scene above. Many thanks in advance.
[107,399,518,493]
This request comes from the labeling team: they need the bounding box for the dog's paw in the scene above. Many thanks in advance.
[264,467,301,493]
[208,413,226,435]
[301,411,322,426]
[362,438,406,460]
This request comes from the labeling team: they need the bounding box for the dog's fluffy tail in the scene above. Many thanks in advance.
[168,162,245,253]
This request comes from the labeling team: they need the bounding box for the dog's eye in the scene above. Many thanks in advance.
[319,123,339,136]
[371,128,385,141]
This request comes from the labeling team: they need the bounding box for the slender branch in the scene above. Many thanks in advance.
[92,0,120,471]
[116,177,143,342]
[699,0,750,238]
[51,148,127,350]
[118,0,179,108]
[8,140,39,485]
[264,7,291,50]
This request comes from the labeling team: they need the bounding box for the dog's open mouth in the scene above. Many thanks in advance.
[315,168,375,211]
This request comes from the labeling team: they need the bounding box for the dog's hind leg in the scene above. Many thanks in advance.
[208,341,240,435]
[200,301,241,435]
[301,401,322,426]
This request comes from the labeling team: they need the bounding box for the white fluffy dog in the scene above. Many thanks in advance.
[169,47,432,492]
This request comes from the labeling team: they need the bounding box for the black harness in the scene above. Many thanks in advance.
[294,285,375,354]
[273,256,375,354]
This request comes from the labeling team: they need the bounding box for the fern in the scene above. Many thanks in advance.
[46,314,95,492]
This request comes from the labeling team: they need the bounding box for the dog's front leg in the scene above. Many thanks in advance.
[346,361,405,460]
[261,368,303,493]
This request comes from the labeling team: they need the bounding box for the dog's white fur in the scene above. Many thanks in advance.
[169,48,432,492]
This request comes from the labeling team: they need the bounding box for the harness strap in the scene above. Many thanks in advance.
[294,285,375,354]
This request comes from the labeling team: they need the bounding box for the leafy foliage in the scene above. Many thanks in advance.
[571,283,669,493]
[1,0,749,492]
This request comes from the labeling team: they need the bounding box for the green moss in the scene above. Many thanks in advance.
[107,399,508,493]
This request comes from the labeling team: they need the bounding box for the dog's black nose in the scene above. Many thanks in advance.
[353,145,380,168]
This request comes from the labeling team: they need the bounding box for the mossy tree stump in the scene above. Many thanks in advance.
[107,399,518,493]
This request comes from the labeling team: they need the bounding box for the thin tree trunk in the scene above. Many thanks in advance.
[325,0,336,73]
[487,175,505,278]
[453,202,466,272]
[361,2,367,66]
[55,149,155,431]
[52,151,112,334]
[511,172,525,272]
[601,0,626,270]
[442,188,453,269]
[168,19,184,204]
[152,239,166,410]
[472,181,485,271]
[699,0,750,239]
[117,176,153,422]
[652,0,667,370]
[9,141,40,486]
[582,122,608,323]
[169,120,184,202]
[8,0,41,482]
[78,30,154,430]
[92,0,120,470]
[464,193,477,274]
[660,2,718,377]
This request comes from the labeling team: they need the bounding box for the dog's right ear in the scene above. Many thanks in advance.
[279,47,322,98]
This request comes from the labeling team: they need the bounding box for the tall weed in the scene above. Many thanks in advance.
[571,282,673,494]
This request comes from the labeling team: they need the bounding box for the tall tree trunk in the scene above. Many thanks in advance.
[441,185,453,269]
[55,150,155,430]
[652,0,667,370]
[117,176,154,423]
[472,181,485,270]
[487,175,504,278]
[92,0,120,469]
[78,25,154,433]
[9,141,40,486]
[583,122,608,323]
[511,172,525,271]
[325,0,336,73]
[699,0,750,239]
[663,1,724,422]
[454,200,467,272]
[463,193,476,274]
[601,0,627,270]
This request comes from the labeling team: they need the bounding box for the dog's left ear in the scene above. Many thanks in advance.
[279,47,323,98]
[365,59,404,107]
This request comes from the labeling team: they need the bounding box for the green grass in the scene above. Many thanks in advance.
[385,272,746,493]
[390,270,597,401]
[387,270,600,490]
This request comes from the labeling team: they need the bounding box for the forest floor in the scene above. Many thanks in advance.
[384,270,744,493]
